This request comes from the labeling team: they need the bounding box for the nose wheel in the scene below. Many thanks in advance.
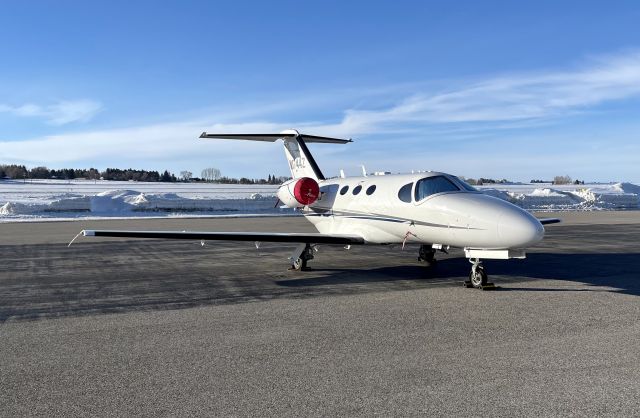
[464,258,495,289]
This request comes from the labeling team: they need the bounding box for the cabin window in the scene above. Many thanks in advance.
[366,185,376,195]
[353,185,362,195]
[414,176,460,201]
[340,186,349,195]
[398,183,413,203]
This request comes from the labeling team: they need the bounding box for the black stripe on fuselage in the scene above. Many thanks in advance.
[304,209,484,230]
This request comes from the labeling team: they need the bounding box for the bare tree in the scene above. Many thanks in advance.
[180,170,192,181]
[553,175,572,185]
[201,167,221,182]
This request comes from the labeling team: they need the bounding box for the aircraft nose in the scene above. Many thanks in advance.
[497,208,544,248]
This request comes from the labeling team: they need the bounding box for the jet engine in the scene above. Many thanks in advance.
[277,177,320,208]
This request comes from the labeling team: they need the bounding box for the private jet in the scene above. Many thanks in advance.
[72,130,559,289]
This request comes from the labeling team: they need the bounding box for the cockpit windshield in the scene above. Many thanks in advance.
[456,177,479,192]
[414,175,460,201]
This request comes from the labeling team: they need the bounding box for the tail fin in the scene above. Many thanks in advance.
[200,129,352,180]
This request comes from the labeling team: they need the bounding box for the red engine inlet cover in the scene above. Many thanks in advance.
[293,177,320,205]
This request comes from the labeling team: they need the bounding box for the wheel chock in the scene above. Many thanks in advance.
[479,283,498,290]
[463,281,499,290]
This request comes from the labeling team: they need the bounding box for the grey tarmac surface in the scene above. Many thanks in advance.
[1,212,640,416]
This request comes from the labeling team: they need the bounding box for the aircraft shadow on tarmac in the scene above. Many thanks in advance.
[277,252,640,297]
[2,244,639,322]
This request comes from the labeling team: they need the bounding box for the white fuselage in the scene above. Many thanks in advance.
[303,172,544,250]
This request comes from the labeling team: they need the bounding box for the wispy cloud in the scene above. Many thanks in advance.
[307,50,640,136]
[1,120,288,171]
[0,99,102,125]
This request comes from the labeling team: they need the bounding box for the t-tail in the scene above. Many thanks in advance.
[199,129,352,180]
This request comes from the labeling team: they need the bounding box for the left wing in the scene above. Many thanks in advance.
[70,230,365,246]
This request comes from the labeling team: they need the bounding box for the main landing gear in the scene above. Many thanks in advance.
[464,258,496,290]
[418,244,437,265]
[289,243,315,271]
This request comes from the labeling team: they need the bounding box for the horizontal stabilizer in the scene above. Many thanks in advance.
[200,132,352,144]
[75,230,365,245]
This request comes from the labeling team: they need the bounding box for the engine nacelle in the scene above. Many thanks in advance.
[277,177,320,208]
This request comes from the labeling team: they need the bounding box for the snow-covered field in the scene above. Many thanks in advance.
[0,179,638,222]
[0,180,282,222]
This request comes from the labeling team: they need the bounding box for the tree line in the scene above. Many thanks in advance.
[198,168,288,184]
[461,177,511,185]
[0,165,178,182]
[463,176,586,186]
[209,175,290,185]
[0,164,289,184]
[531,176,585,185]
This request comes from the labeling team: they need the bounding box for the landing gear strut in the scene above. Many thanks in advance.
[418,245,436,265]
[463,258,496,289]
[290,243,314,271]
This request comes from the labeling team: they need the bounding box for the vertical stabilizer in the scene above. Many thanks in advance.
[282,133,324,180]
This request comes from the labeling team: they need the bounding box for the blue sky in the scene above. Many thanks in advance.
[1,0,640,182]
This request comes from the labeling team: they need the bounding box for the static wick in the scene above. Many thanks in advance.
[402,231,417,250]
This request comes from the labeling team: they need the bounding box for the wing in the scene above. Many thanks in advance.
[539,218,561,225]
[71,230,365,246]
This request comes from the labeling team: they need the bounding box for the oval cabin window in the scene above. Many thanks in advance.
[366,185,376,195]
[398,183,413,203]
[352,185,363,195]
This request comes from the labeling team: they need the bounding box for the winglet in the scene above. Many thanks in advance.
[68,230,97,247]
[68,230,84,247]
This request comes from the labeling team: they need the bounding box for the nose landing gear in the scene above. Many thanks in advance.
[464,258,496,290]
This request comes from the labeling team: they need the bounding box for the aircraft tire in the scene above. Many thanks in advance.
[294,258,303,270]
[469,266,488,288]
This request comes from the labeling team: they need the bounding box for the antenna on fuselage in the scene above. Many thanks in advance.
[361,165,367,177]
[339,169,346,178]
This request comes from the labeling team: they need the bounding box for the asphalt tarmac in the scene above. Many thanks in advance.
[1,212,640,416]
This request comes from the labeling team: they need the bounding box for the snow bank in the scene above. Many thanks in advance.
[508,188,579,210]
[478,184,640,211]
[1,180,638,221]
[90,190,137,213]
[615,182,640,195]
[1,202,39,215]
[0,188,282,219]
[1,194,90,215]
